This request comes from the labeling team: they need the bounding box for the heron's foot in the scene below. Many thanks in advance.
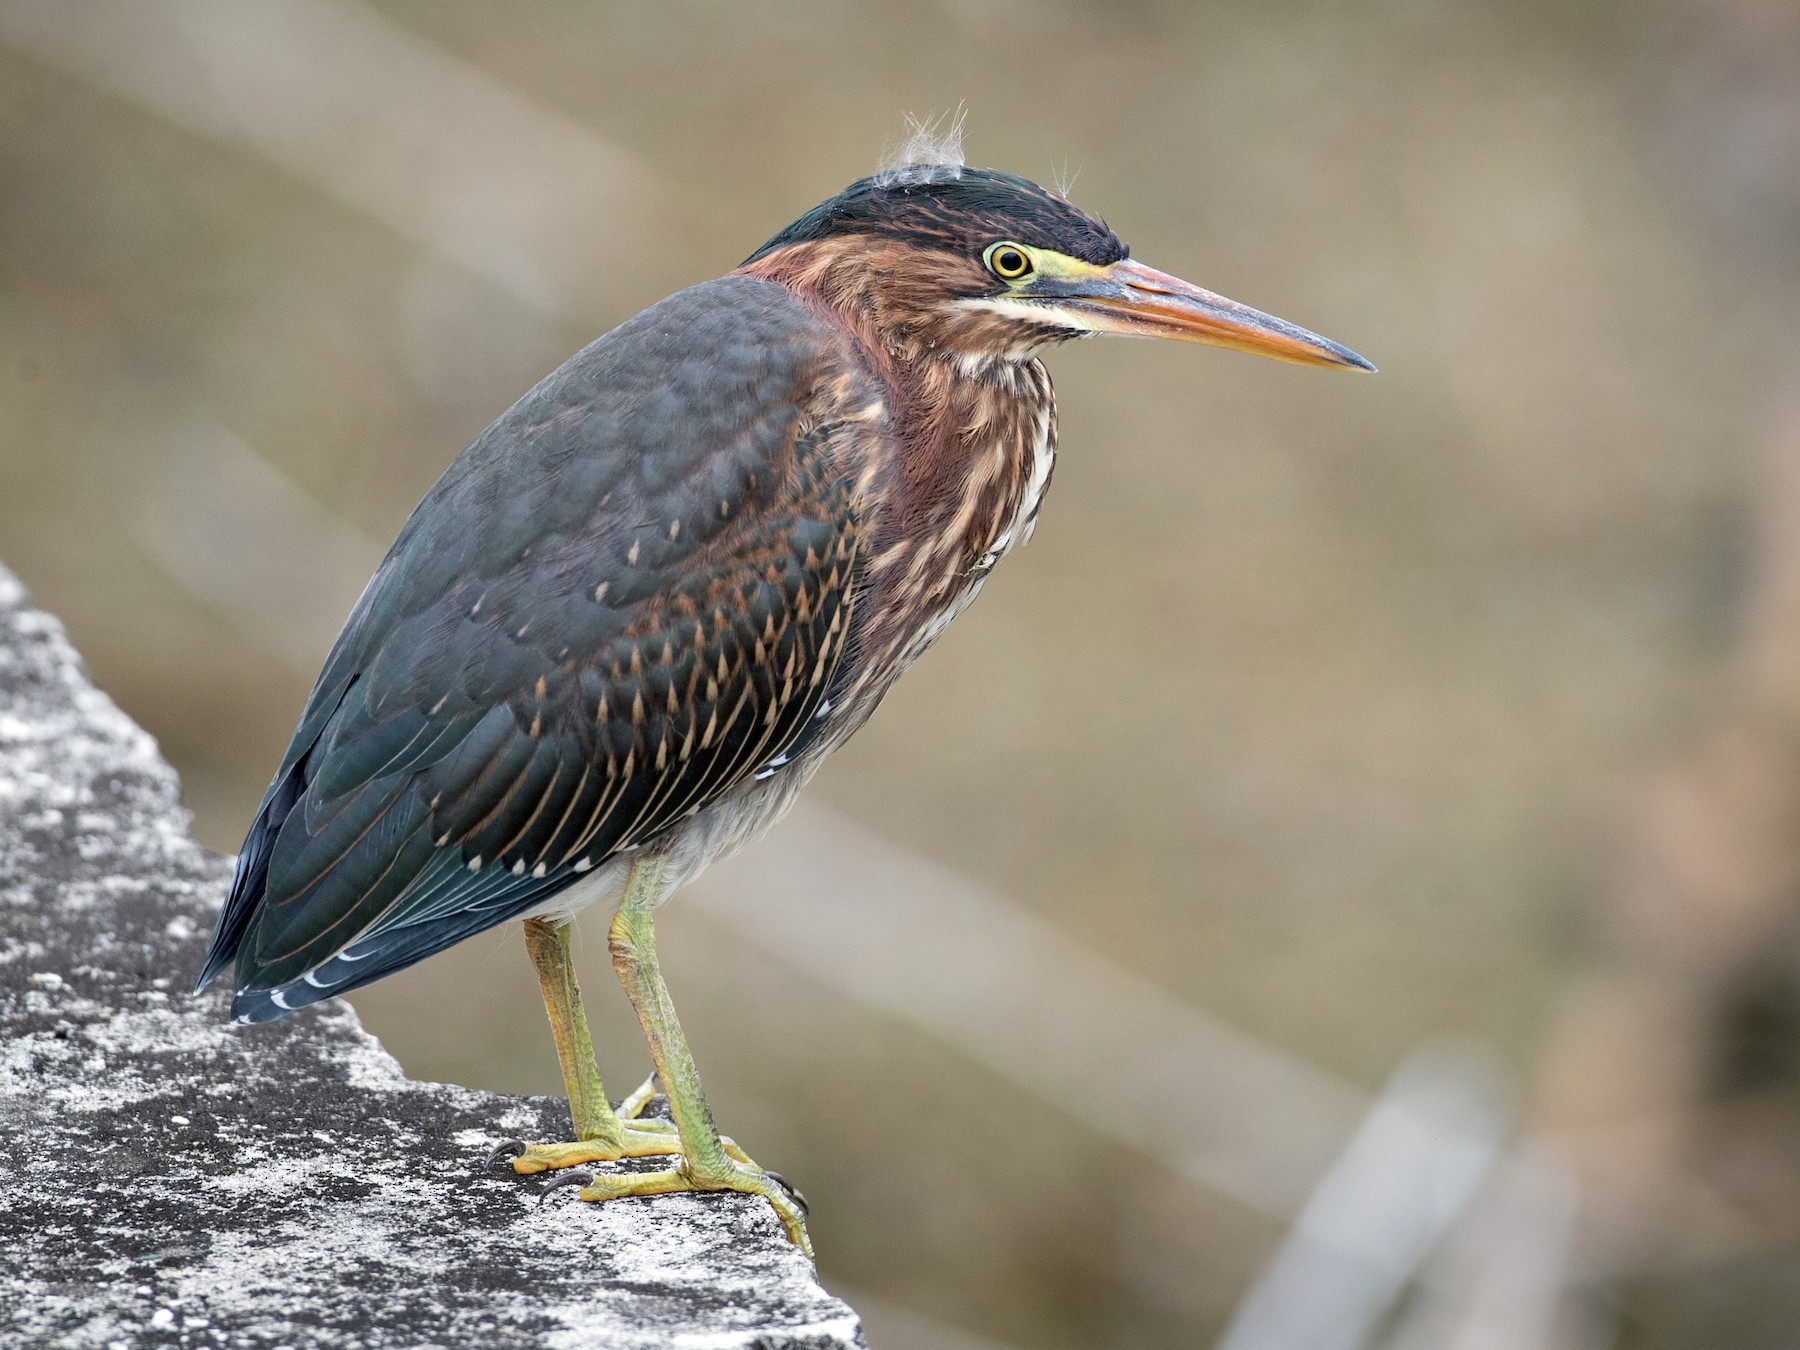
[491,1125,760,1174]
[543,1155,813,1258]
[486,1075,756,1174]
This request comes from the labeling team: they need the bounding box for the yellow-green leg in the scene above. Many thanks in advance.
[502,915,683,1172]
[564,853,812,1257]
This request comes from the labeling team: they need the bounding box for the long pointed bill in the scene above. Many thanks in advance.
[1035,257,1375,371]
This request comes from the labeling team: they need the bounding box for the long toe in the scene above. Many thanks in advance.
[508,1131,684,1175]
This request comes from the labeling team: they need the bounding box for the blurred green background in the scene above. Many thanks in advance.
[4,2,1799,1347]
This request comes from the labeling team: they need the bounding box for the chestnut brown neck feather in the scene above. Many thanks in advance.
[739,236,1042,492]
[739,240,1058,727]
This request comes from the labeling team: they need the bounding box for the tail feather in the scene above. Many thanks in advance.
[194,756,307,993]
[227,866,566,1023]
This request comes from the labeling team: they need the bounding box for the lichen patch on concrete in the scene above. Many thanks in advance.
[0,565,864,1349]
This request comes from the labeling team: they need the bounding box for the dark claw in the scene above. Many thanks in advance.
[537,1170,594,1205]
[764,1170,809,1217]
[484,1138,527,1172]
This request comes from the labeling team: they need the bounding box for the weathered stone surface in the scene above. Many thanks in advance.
[0,566,863,1350]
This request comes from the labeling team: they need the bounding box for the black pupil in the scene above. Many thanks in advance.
[998,249,1025,276]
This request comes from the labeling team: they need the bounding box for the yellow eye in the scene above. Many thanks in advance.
[984,242,1034,281]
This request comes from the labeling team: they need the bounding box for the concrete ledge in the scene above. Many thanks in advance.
[0,565,864,1349]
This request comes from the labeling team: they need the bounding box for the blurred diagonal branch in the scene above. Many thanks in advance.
[1380,1143,1585,1350]
[0,0,660,319]
[1216,1047,1508,1350]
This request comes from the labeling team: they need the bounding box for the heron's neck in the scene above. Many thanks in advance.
[739,243,1049,554]
[739,245,1056,732]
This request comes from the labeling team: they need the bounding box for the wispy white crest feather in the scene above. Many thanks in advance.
[876,107,968,185]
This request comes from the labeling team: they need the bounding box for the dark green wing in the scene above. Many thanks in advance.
[196,275,877,1021]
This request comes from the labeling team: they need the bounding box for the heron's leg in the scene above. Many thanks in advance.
[500,917,682,1173]
[496,916,757,1175]
[524,915,620,1141]
[563,853,812,1256]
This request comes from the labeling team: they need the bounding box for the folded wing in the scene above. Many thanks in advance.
[195,276,879,1021]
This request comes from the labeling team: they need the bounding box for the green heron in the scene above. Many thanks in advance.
[195,144,1371,1257]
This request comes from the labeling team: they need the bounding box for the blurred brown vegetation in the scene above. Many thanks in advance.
[3,2,1799,1347]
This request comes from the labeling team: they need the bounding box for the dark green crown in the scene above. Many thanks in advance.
[746,164,1128,267]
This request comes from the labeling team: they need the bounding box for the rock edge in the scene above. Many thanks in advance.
[0,565,864,1350]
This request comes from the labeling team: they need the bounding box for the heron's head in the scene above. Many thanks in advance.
[742,154,1372,372]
